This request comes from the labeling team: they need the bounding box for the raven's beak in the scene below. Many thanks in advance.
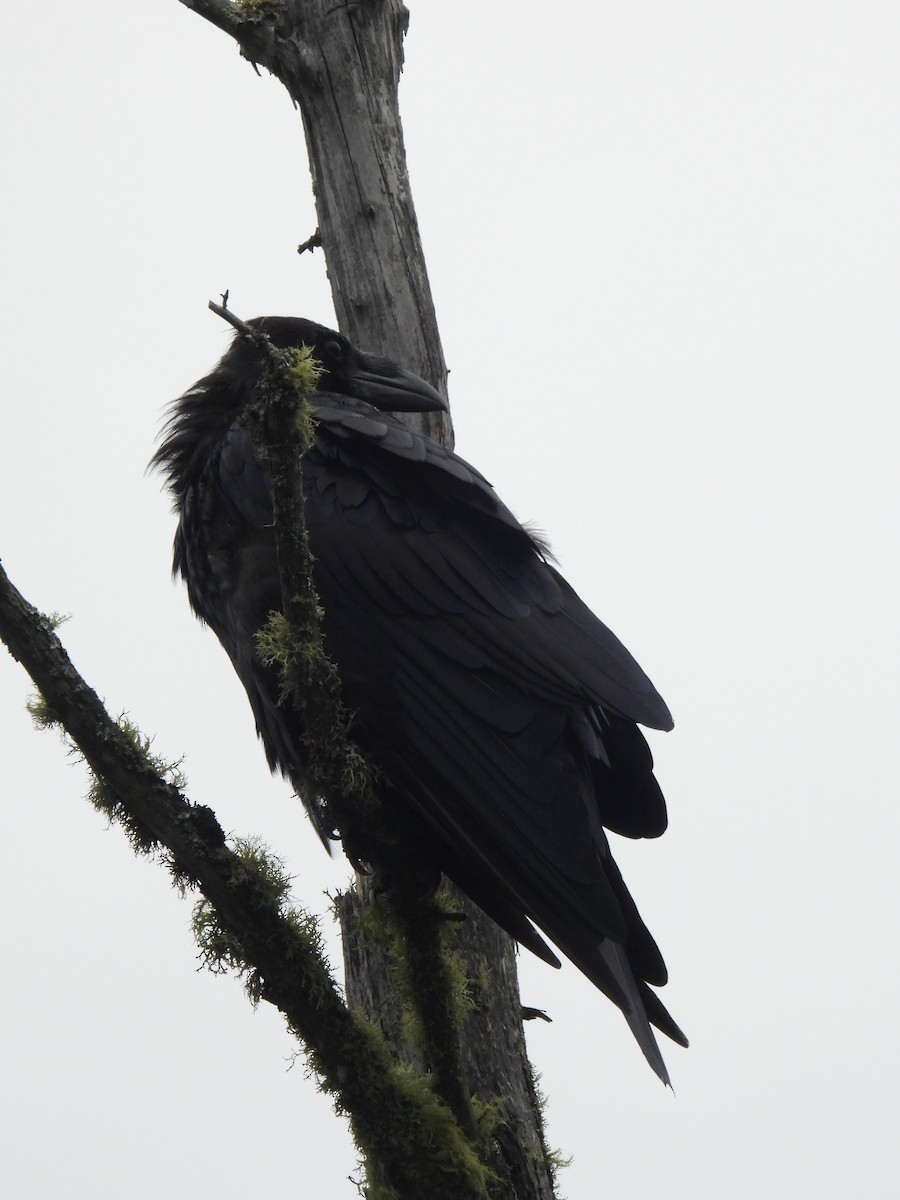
[352,353,448,413]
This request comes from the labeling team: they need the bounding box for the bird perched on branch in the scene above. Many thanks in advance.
[154,316,686,1081]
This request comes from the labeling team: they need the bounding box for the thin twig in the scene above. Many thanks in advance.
[208,299,260,340]
[297,229,322,255]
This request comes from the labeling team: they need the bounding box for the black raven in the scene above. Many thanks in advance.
[154,317,686,1081]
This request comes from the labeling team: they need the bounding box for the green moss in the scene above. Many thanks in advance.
[546,1144,574,1187]
[84,716,185,856]
[25,693,60,731]
[252,347,322,448]
[256,610,321,706]
[294,397,318,445]
[527,1067,572,1188]
[256,609,380,812]
[27,705,185,857]
[119,716,187,791]
[470,1094,506,1143]
[335,1021,494,1200]
[359,888,473,1062]
[235,0,282,22]
[284,344,325,395]
[465,966,495,1014]
[192,836,331,1007]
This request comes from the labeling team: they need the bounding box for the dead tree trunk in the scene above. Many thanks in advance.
[178,2,559,1195]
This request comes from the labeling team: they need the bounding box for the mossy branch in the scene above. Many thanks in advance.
[227,306,478,1139]
[365,880,478,1140]
[231,312,382,836]
[0,559,490,1200]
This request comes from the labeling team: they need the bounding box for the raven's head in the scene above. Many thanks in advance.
[249,317,448,414]
[153,316,447,498]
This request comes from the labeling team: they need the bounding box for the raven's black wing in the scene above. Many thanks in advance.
[175,395,686,1081]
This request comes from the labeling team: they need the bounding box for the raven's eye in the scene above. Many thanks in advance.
[321,339,344,362]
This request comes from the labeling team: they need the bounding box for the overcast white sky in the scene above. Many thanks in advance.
[2,2,898,1197]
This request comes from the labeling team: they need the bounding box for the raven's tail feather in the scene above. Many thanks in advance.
[597,939,674,1086]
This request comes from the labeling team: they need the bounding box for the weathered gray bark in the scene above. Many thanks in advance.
[177,2,559,1196]
[180,0,448,436]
